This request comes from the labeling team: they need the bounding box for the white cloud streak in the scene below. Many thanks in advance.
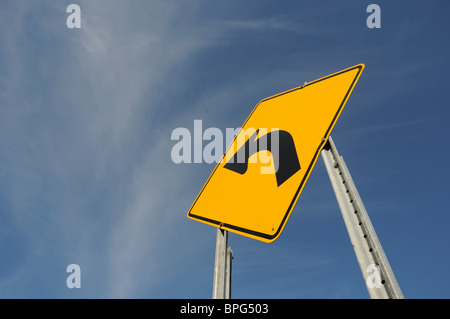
[0,0,221,297]
[0,0,365,298]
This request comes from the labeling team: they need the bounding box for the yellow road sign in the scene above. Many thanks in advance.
[188,64,365,242]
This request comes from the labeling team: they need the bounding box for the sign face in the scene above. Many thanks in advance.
[188,64,365,242]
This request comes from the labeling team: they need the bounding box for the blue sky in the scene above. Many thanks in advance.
[0,0,449,298]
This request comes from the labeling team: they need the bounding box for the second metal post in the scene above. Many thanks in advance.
[212,228,233,299]
[321,136,403,299]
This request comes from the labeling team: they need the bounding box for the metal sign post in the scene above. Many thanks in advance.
[212,228,233,299]
[321,136,404,299]
[225,245,233,298]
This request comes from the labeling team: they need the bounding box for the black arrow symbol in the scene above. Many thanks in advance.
[223,129,301,187]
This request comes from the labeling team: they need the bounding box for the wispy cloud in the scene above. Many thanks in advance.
[0,0,341,297]
[214,15,317,34]
[0,0,213,297]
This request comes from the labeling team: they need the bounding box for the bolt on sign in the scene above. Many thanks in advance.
[188,64,365,242]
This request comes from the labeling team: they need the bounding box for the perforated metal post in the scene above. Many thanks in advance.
[212,228,232,299]
[321,136,404,299]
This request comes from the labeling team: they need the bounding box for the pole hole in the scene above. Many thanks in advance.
[369,248,373,252]
[364,234,367,238]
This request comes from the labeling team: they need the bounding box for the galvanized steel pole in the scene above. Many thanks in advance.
[225,245,233,299]
[212,228,232,299]
[321,136,404,299]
